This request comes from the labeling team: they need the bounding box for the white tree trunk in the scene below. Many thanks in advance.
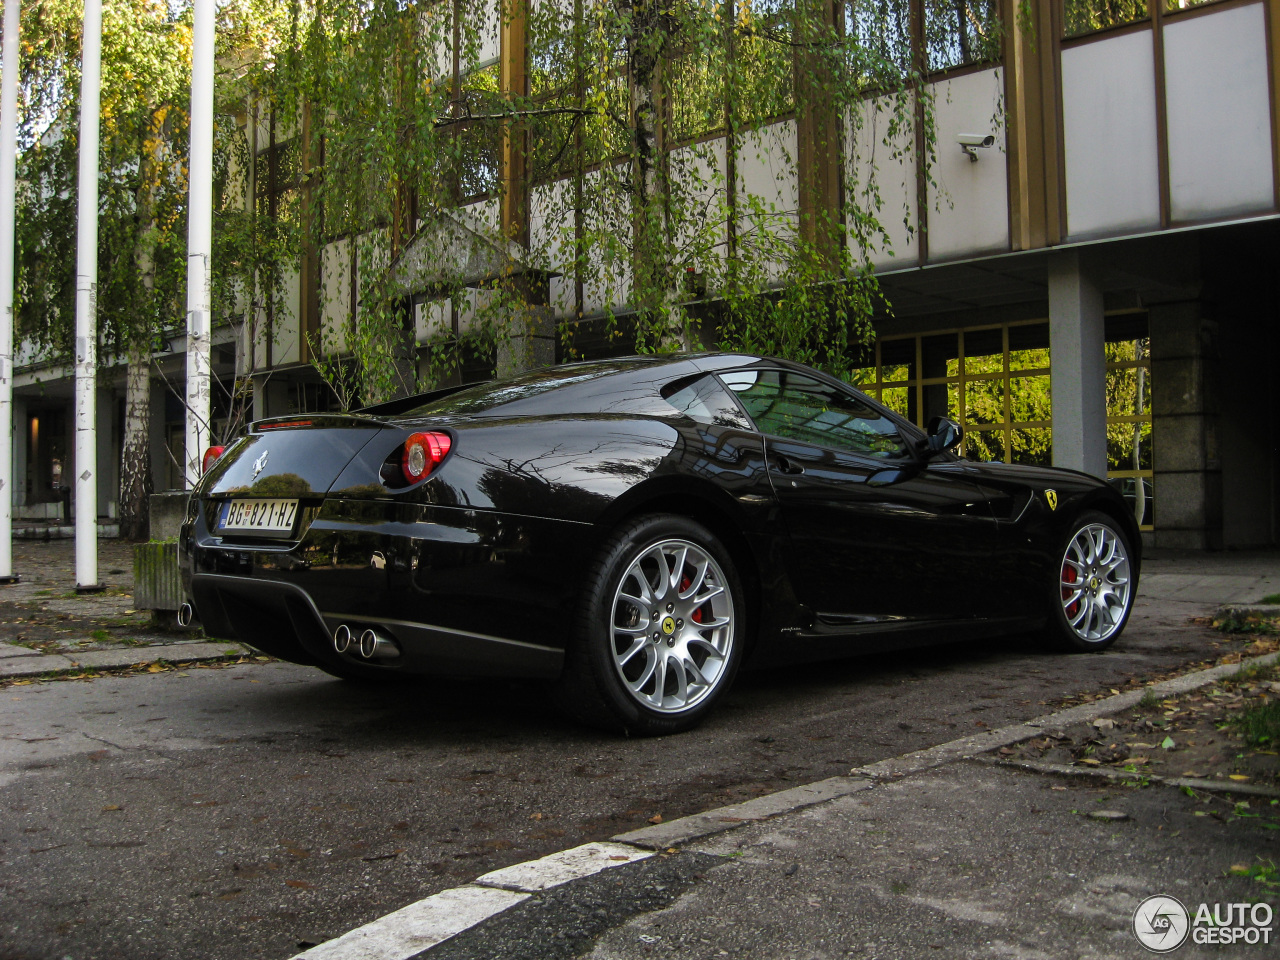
[118,341,152,540]
[619,0,689,350]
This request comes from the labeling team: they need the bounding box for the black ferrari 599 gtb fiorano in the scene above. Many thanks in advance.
[180,353,1140,734]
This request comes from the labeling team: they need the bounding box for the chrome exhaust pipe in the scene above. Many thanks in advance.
[358,629,400,660]
[332,624,353,654]
[177,603,194,627]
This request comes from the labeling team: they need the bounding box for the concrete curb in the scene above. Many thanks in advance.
[0,641,250,679]
[1217,603,1280,620]
[287,650,1280,960]
[612,776,873,850]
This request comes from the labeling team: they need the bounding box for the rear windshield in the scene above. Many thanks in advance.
[397,360,653,417]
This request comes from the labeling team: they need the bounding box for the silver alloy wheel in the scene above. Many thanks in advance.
[1059,521,1132,643]
[609,538,735,714]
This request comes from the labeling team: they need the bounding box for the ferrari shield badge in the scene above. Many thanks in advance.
[1045,489,1058,511]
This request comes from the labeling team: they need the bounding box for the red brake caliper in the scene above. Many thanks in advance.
[681,576,703,623]
[1062,564,1079,617]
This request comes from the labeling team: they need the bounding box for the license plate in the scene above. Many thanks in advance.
[219,499,299,536]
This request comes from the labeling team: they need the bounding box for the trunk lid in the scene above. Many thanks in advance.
[202,414,390,497]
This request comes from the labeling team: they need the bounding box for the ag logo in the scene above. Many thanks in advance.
[1044,488,1058,511]
[1133,895,1190,953]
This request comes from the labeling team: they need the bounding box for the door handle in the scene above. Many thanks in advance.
[774,454,805,476]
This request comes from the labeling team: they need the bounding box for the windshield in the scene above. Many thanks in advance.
[396,360,654,417]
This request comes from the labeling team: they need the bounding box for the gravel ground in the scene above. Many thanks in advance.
[0,539,191,654]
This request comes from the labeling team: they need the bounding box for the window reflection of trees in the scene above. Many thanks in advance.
[922,0,1001,73]
[1062,0,1149,39]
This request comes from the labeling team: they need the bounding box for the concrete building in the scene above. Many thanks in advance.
[10,0,1279,549]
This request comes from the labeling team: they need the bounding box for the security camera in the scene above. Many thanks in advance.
[957,133,995,161]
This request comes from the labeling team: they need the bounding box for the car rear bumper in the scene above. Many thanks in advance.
[180,498,589,679]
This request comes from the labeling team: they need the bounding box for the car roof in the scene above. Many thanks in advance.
[389,353,776,420]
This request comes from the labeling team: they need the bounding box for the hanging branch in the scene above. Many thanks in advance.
[433,104,602,128]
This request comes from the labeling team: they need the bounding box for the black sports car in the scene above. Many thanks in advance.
[180,353,1140,734]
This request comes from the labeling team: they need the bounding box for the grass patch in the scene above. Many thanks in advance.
[1215,614,1280,634]
[1227,858,1280,891]
[90,629,111,643]
[1236,700,1280,748]
[1233,661,1277,684]
[1261,594,1280,605]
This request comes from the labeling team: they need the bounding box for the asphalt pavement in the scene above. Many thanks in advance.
[0,545,1277,960]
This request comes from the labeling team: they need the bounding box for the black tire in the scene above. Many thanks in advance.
[555,514,745,735]
[1043,510,1136,652]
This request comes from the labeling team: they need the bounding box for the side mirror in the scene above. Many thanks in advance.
[922,416,963,458]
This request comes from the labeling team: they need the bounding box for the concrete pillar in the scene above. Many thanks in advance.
[148,377,170,492]
[1150,302,1222,550]
[252,373,268,422]
[10,395,25,507]
[496,304,555,379]
[95,388,114,520]
[1048,251,1107,477]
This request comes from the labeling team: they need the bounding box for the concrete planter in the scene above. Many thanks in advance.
[133,541,183,613]
[133,492,190,618]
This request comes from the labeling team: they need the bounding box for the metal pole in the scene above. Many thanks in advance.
[0,0,20,585]
[184,0,214,488]
[74,0,102,591]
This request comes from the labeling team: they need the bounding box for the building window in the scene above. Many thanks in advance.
[845,0,914,75]
[923,0,1001,73]
[735,0,796,124]
[1062,0,1149,39]
[1105,320,1152,527]
[1164,0,1226,11]
[453,62,503,201]
[851,317,1154,530]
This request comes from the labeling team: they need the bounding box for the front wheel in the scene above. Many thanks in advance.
[1044,510,1135,652]
[556,515,745,735]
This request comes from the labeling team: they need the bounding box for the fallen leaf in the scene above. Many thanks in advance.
[609,855,630,861]
[102,804,122,812]
[648,814,663,824]
[285,880,314,890]
[1160,737,1176,750]
[146,663,165,673]
[1228,774,1251,782]
[1088,810,1129,821]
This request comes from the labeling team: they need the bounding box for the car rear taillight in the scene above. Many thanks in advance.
[202,446,226,474]
[401,432,452,484]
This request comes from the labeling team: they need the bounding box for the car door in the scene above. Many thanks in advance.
[719,367,1000,629]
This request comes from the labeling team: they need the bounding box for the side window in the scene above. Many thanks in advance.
[662,375,753,431]
[721,369,908,459]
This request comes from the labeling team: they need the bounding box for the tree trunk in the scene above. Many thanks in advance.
[619,0,690,350]
[119,111,161,541]
[118,341,153,541]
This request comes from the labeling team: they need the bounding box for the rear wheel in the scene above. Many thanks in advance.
[557,514,744,735]
[1044,510,1135,651]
